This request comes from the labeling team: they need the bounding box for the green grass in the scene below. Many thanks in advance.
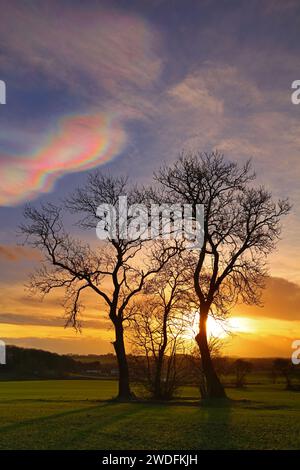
[0,380,299,449]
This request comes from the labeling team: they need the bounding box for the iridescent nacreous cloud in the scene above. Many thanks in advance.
[0,114,127,206]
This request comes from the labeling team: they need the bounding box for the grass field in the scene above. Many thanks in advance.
[0,380,299,450]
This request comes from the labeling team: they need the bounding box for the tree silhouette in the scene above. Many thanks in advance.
[21,173,177,401]
[272,358,294,390]
[233,359,252,388]
[156,151,291,398]
[129,258,190,399]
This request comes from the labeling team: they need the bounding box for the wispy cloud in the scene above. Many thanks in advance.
[0,312,110,329]
[0,1,161,96]
[0,1,162,205]
[0,113,126,206]
[235,277,300,322]
[0,244,40,262]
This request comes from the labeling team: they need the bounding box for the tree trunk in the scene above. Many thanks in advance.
[112,320,134,401]
[196,309,227,399]
[153,309,169,399]
[153,352,164,399]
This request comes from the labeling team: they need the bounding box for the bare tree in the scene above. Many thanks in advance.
[155,151,291,398]
[129,259,191,399]
[20,173,177,401]
[272,358,294,390]
[233,359,252,388]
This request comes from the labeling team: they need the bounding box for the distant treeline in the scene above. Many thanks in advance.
[0,346,299,391]
[0,346,118,380]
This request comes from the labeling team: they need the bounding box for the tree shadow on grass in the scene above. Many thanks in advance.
[0,402,148,450]
[0,400,121,434]
[120,395,238,408]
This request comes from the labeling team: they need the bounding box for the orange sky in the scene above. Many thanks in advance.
[0,243,299,358]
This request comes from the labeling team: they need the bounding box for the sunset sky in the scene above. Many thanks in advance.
[0,0,299,357]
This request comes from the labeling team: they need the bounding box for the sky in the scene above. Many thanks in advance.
[0,0,299,357]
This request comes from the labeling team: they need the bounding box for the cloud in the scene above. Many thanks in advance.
[0,244,40,262]
[0,1,164,206]
[1,336,114,355]
[236,277,300,322]
[0,113,126,206]
[227,331,296,358]
[132,63,266,172]
[168,64,263,113]
[0,312,110,329]
[0,312,64,327]
[0,1,161,96]
[168,75,224,115]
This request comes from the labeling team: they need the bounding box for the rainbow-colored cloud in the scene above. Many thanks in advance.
[0,114,126,206]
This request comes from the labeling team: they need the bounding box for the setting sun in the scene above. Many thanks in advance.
[188,312,255,340]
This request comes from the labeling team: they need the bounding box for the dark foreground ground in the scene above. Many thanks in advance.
[0,380,299,449]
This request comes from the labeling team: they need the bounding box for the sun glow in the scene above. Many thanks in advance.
[187,312,255,340]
